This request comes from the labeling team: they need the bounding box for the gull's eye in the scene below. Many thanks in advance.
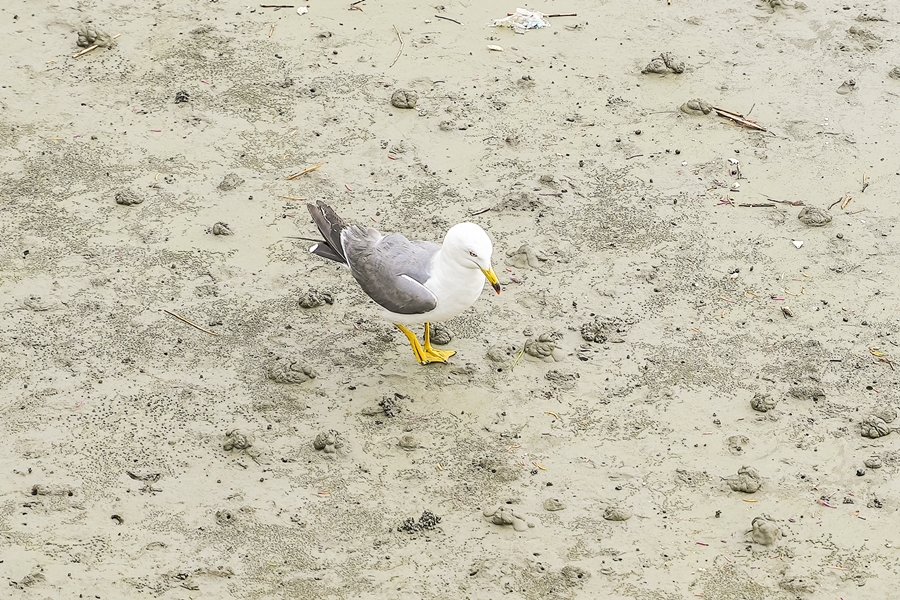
[469,251,478,257]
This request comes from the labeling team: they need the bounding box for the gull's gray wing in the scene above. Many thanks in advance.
[341,225,440,315]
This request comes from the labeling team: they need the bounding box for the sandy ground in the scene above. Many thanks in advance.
[2,0,900,598]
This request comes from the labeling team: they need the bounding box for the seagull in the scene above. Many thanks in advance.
[303,201,500,364]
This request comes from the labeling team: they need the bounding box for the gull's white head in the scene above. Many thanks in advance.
[443,222,501,294]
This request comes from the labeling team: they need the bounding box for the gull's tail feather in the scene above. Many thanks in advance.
[306,201,348,264]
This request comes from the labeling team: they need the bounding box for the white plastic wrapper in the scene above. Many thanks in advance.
[491,8,550,34]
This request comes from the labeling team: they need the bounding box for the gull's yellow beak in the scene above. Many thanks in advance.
[481,267,501,295]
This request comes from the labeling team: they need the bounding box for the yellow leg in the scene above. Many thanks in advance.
[395,324,455,364]
[423,323,456,363]
[395,324,428,364]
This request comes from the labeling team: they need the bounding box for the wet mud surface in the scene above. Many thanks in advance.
[2,1,900,599]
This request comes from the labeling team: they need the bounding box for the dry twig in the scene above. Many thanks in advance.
[764,196,805,206]
[510,346,526,370]
[162,310,218,336]
[72,33,121,59]
[828,194,846,210]
[712,106,768,132]
[390,25,404,68]
[285,162,324,180]
[72,44,99,59]
[434,14,462,25]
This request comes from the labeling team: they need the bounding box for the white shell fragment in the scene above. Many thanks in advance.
[487,45,504,52]
[792,240,804,248]
[297,6,309,15]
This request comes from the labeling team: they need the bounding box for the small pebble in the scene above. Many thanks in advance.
[543,498,565,511]
[603,506,632,521]
[864,456,883,469]
[398,434,418,451]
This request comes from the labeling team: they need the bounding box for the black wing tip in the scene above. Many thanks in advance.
[306,200,349,264]
[309,199,335,214]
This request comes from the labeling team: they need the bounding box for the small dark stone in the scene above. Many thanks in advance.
[174,90,190,103]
